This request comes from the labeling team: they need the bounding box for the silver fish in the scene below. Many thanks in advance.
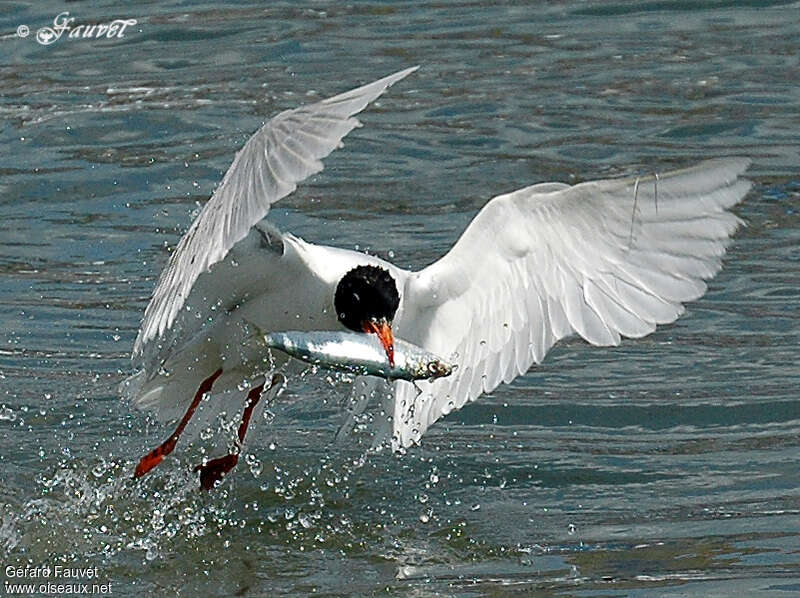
[260,330,454,381]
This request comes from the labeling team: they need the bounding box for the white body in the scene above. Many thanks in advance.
[125,232,408,422]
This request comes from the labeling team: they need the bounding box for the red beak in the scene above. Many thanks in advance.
[362,318,395,367]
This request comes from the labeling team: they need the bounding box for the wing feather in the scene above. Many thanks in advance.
[393,158,750,448]
[133,66,418,358]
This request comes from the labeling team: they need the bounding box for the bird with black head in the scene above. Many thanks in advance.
[334,265,400,366]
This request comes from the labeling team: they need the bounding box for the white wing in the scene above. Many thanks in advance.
[393,158,751,447]
[133,66,419,356]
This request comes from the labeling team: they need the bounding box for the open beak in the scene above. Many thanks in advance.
[362,318,395,367]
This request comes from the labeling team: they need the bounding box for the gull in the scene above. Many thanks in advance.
[124,66,750,488]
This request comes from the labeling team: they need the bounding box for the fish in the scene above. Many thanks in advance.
[259,330,454,382]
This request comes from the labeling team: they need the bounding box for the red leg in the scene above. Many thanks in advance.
[195,380,266,490]
[134,368,223,478]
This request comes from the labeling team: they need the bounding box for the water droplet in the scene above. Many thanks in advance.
[567,523,577,535]
[246,453,262,477]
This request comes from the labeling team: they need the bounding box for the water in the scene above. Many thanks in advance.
[1,2,799,595]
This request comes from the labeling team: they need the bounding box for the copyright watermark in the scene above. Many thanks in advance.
[4,564,112,595]
[16,11,137,46]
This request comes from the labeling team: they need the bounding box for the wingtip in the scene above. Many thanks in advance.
[720,156,753,190]
[724,156,752,175]
[710,156,752,176]
[319,65,419,109]
[675,156,752,192]
[383,65,420,86]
